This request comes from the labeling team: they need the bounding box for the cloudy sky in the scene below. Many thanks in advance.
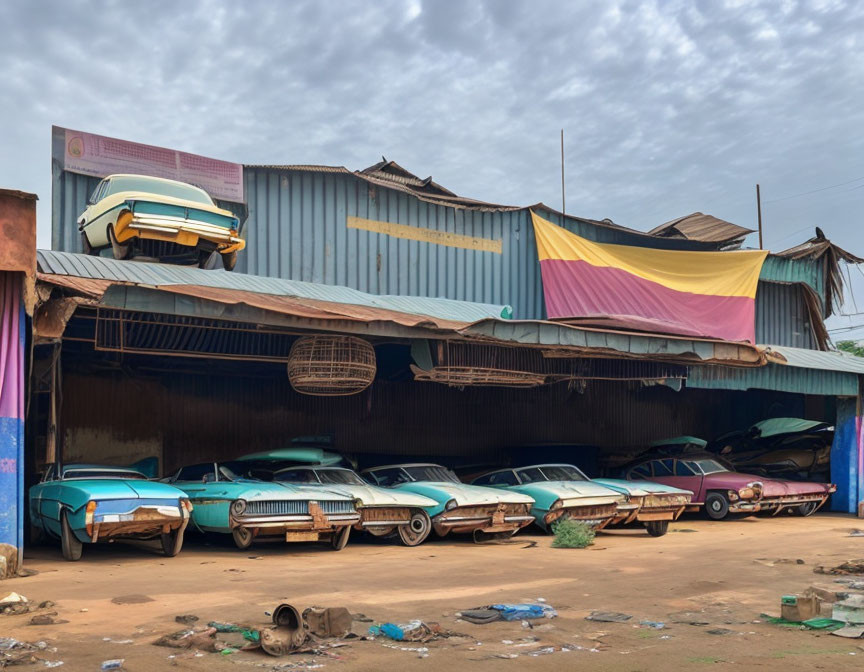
[2,0,863,333]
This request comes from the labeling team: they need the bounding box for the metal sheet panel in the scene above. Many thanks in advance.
[687,363,859,396]
[755,282,817,349]
[762,344,864,374]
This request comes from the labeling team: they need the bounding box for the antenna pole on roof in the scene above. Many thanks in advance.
[560,129,566,215]
[756,183,763,249]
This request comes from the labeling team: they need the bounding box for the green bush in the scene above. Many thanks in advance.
[551,519,595,548]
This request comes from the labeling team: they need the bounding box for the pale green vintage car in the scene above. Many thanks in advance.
[163,462,359,550]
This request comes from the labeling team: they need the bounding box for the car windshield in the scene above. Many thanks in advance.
[62,469,146,480]
[520,465,587,482]
[106,176,213,205]
[402,465,460,483]
[218,464,241,481]
[317,469,366,485]
[689,459,728,475]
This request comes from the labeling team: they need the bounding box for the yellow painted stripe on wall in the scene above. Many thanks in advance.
[347,216,502,254]
[532,211,768,299]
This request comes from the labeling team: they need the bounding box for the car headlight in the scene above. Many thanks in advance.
[445,499,458,511]
[727,490,740,501]
[550,499,563,510]
[354,498,364,508]
[738,487,755,500]
[230,499,247,517]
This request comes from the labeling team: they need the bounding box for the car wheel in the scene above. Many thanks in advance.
[60,510,83,561]
[398,510,431,547]
[645,521,670,537]
[161,528,184,557]
[80,230,95,256]
[232,526,254,550]
[221,250,237,272]
[704,493,730,520]
[108,224,132,260]
[796,501,819,517]
[330,526,351,551]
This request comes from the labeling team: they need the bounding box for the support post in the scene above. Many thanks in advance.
[756,184,763,250]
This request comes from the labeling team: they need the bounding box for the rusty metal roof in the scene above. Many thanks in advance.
[36,250,513,324]
[648,212,755,246]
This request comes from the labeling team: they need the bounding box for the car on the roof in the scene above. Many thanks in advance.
[273,466,438,546]
[471,464,626,533]
[29,463,192,561]
[623,451,836,520]
[163,462,359,550]
[78,174,244,270]
[361,463,535,541]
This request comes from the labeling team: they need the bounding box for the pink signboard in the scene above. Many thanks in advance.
[60,127,244,202]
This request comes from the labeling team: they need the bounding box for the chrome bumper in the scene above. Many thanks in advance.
[129,213,242,244]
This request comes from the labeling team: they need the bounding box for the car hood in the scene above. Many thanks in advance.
[302,483,436,508]
[519,480,623,499]
[397,482,534,506]
[176,480,351,502]
[58,479,186,500]
[703,472,833,496]
[594,478,693,497]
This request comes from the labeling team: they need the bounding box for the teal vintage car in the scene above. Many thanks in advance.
[471,464,625,532]
[29,463,192,561]
[164,462,360,550]
[273,466,438,546]
[361,464,535,541]
[593,478,692,536]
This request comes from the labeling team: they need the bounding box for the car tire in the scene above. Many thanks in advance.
[221,250,237,272]
[197,250,214,269]
[80,230,95,256]
[161,528,184,557]
[795,502,819,517]
[232,526,254,550]
[330,526,351,551]
[645,521,670,537]
[60,510,83,562]
[398,510,431,547]
[704,493,730,520]
[108,224,132,260]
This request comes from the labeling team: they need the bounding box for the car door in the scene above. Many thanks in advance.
[80,179,112,247]
[654,459,703,499]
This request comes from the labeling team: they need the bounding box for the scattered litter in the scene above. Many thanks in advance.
[670,528,698,533]
[79,608,88,613]
[351,613,373,623]
[248,556,264,560]
[459,603,556,624]
[761,614,845,630]
[111,594,153,605]
[44,662,64,668]
[706,628,733,636]
[832,625,864,639]
[833,594,864,624]
[521,541,538,549]
[755,558,804,568]
[586,611,632,623]
[0,592,31,616]
[639,620,665,630]
[175,614,199,625]
[303,607,353,638]
[29,612,67,626]
[103,639,134,645]
[814,559,864,576]
[100,660,125,671]
[1,637,41,666]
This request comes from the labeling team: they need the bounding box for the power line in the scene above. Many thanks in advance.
[764,175,864,204]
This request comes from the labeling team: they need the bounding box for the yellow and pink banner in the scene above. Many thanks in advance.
[531,212,768,343]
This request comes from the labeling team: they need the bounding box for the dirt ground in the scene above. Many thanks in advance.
[2,513,864,671]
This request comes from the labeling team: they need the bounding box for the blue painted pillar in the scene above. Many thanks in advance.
[0,272,25,577]
[831,395,862,513]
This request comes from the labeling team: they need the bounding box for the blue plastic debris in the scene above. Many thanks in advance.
[489,604,557,621]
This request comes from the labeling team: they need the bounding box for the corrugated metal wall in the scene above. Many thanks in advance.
[755,282,817,348]
[56,349,821,475]
[51,165,827,324]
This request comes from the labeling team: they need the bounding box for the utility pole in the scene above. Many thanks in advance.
[756,183,763,249]
[560,129,565,215]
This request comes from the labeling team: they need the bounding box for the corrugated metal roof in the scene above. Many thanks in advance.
[762,344,864,375]
[649,212,755,246]
[36,249,512,324]
[686,362,858,396]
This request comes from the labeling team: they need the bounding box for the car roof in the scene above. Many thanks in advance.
[104,174,208,191]
[62,464,142,473]
[514,463,578,470]
[274,465,352,473]
[361,463,442,473]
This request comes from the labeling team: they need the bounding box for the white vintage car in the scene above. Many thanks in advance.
[273,466,439,546]
[78,174,244,270]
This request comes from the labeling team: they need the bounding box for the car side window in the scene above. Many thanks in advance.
[653,459,674,476]
[674,460,696,476]
[177,463,215,482]
[630,463,651,478]
[517,468,545,484]
[472,474,492,486]
[368,468,405,487]
[488,471,518,486]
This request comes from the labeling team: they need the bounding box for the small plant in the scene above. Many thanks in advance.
[551,519,595,548]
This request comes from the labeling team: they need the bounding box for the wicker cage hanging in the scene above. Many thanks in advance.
[287,335,376,396]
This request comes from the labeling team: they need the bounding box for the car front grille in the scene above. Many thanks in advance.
[643,494,689,508]
[244,500,355,516]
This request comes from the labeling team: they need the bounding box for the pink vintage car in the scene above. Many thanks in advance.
[624,453,835,520]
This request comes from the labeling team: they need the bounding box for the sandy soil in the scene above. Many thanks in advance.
[2,513,864,671]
